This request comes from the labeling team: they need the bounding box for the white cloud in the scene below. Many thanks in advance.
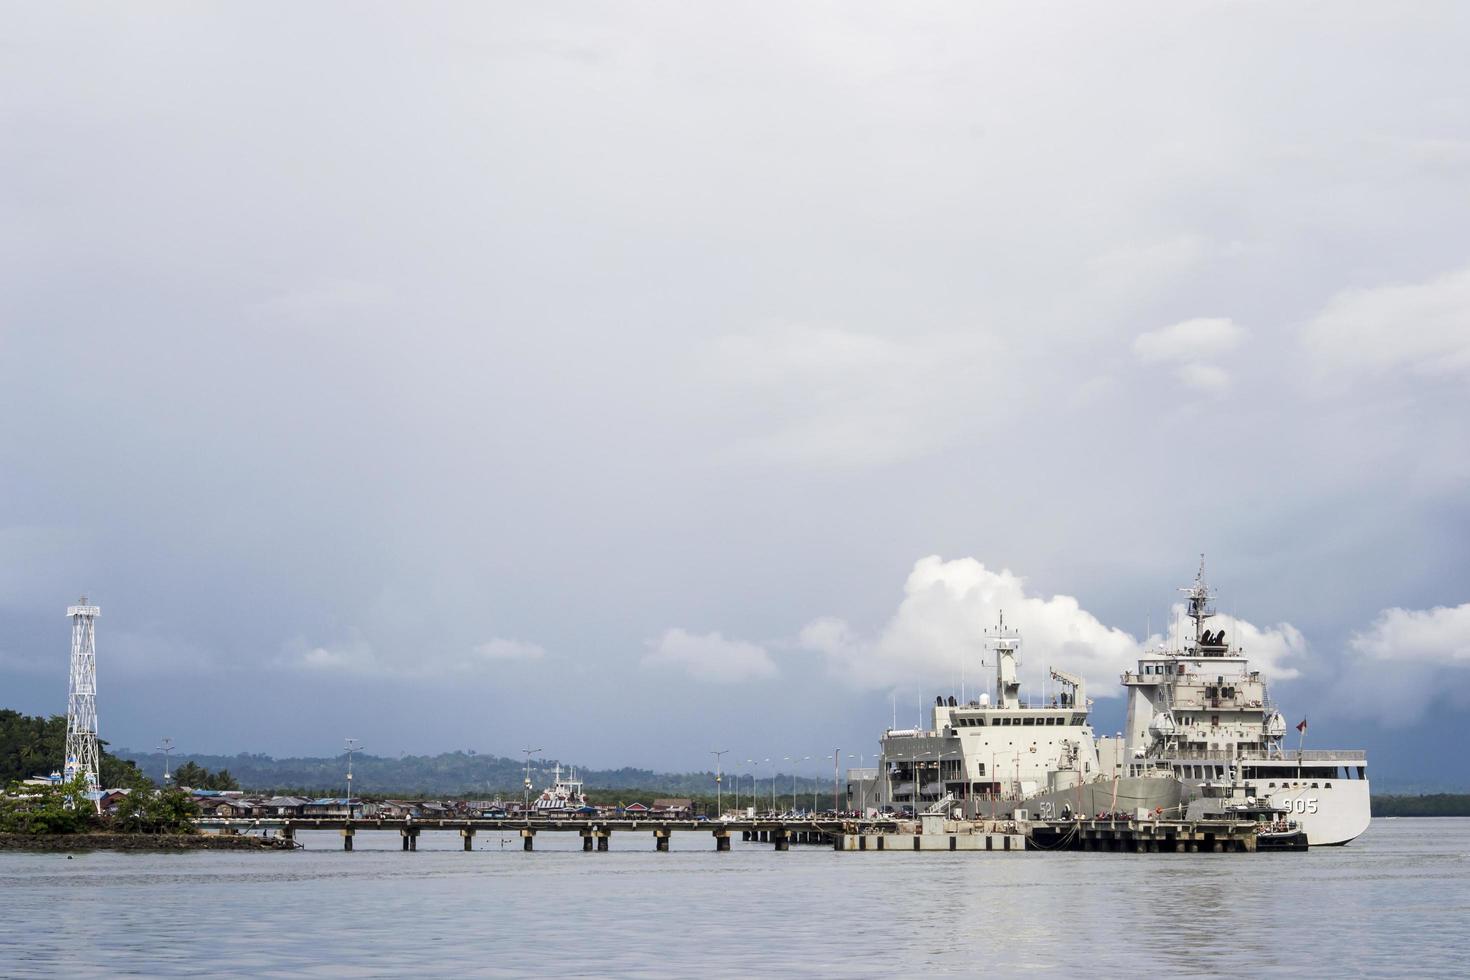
[1303,264,1470,379]
[473,637,546,661]
[1132,317,1245,391]
[641,628,777,683]
[277,634,382,674]
[1349,603,1470,665]
[712,323,998,467]
[1331,602,1470,723]
[277,632,548,678]
[800,557,1140,694]
[800,556,1305,696]
[1175,361,1232,393]
[1133,318,1244,364]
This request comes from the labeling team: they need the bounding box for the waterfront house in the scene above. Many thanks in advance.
[374,800,416,818]
[303,798,361,818]
[263,796,310,817]
[98,789,131,813]
[652,798,695,819]
[622,802,650,816]
[212,798,262,818]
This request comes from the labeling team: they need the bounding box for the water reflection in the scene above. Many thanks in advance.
[1,820,1464,977]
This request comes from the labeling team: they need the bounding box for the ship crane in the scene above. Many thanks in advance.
[1048,667,1086,709]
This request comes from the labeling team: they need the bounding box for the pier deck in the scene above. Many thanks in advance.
[1027,817,1263,852]
[194,814,1276,854]
[195,816,890,851]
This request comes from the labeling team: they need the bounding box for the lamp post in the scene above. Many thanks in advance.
[521,746,541,823]
[833,747,841,815]
[344,738,361,816]
[711,749,728,818]
[157,737,174,786]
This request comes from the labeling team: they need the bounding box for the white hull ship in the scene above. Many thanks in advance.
[531,765,591,815]
[850,560,1370,847]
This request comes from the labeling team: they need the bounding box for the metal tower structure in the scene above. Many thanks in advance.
[64,598,102,802]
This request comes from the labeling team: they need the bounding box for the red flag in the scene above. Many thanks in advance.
[1296,719,1308,734]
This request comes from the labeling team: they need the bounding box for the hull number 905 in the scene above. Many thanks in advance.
[1283,797,1318,814]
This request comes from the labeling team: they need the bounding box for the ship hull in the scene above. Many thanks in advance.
[1263,779,1371,846]
[960,777,1183,821]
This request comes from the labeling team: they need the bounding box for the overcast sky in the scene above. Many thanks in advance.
[3,2,1468,789]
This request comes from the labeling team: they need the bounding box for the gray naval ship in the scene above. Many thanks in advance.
[847,560,1371,846]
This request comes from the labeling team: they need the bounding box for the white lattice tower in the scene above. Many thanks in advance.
[65,598,101,801]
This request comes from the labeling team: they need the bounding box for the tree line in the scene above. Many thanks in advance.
[0,710,237,793]
[0,709,151,790]
[1370,794,1470,817]
[117,747,831,798]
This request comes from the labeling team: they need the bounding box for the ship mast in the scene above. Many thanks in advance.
[1179,554,1217,651]
[986,611,1022,709]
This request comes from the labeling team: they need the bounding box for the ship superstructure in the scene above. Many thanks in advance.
[531,764,589,814]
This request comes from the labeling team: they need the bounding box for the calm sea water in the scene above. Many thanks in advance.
[1,818,1464,978]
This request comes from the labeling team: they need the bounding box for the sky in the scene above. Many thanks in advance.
[3,2,1469,790]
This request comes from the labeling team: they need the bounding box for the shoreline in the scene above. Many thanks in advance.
[0,832,297,852]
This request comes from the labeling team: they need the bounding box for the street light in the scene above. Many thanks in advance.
[711,749,728,818]
[157,737,174,786]
[832,746,841,815]
[344,738,362,816]
[521,746,542,823]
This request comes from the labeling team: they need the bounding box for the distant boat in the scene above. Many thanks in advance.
[531,764,588,814]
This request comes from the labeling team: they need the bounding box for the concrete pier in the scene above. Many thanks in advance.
[1028,817,1260,853]
[197,813,1280,858]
